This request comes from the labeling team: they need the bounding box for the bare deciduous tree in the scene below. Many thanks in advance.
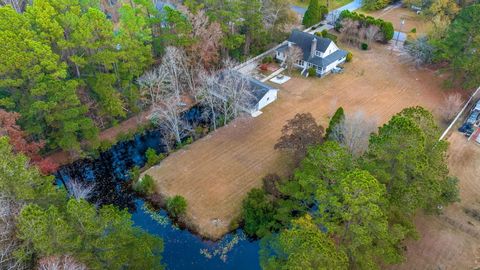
[329,111,377,156]
[365,25,380,45]
[438,93,464,123]
[150,94,192,147]
[0,195,25,270]
[198,70,221,130]
[66,179,95,201]
[37,255,87,270]
[137,65,169,109]
[340,18,360,45]
[162,47,187,98]
[198,66,255,128]
[405,36,435,67]
[0,0,25,12]
[284,45,303,74]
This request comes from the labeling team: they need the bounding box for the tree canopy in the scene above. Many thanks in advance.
[0,136,164,269]
[437,4,480,88]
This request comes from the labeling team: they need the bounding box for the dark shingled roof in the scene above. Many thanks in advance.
[277,30,347,69]
[308,49,348,69]
[288,29,332,58]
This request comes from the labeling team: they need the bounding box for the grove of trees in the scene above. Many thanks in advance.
[242,107,459,269]
[405,3,479,89]
[0,136,164,269]
[0,0,298,154]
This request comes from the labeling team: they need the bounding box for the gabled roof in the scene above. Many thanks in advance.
[308,49,348,69]
[288,29,333,57]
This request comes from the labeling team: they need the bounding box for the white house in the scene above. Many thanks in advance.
[244,77,278,117]
[276,29,348,76]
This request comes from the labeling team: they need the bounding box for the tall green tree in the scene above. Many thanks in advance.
[315,170,405,269]
[437,4,480,88]
[302,0,328,27]
[260,214,348,270]
[0,136,164,269]
[362,107,459,231]
[325,107,345,139]
[0,137,62,206]
[284,141,353,205]
[17,199,164,270]
[241,188,277,238]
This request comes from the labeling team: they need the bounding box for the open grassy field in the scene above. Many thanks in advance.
[144,42,450,240]
[360,6,433,35]
[290,0,352,11]
[390,132,480,270]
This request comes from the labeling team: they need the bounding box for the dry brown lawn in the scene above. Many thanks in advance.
[360,6,433,35]
[391,133,480,270]
[144,43,448,240]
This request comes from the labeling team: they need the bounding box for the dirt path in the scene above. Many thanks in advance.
[145,43,447,240]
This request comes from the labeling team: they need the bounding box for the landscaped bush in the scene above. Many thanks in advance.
[133,174,155,195]
[361,43,369,50]
[145,148,165,166]
[339,10,394,42]
[262,56,274,64]
[411,28,417,33]
[308,67,317,77]
[166,195,188,217]
[346,52,353,62]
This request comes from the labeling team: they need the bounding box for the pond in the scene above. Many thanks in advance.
[55,107,261,270]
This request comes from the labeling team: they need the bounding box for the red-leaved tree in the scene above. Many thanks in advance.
[0,109,58,174]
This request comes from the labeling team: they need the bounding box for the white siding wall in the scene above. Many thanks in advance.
[276,51,285,61]
[257,89,278,111]
[323,42,339,57]
[321,57,346,75]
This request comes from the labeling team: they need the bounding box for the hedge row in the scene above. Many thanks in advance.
[338,10,394,42]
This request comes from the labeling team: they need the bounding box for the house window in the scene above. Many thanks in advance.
[315,51,322,57]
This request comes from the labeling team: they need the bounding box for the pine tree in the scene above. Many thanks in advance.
[302,0,328,27]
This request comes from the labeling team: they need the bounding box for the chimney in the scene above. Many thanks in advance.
[310,38,317,58]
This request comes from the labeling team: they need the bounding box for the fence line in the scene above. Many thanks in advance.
[233,42,287,73]
[439,86,480,141]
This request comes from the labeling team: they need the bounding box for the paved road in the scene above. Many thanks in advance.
[325,0,363,24]
[290,5,306,16]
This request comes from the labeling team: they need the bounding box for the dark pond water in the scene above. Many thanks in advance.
[55,107,261,270]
